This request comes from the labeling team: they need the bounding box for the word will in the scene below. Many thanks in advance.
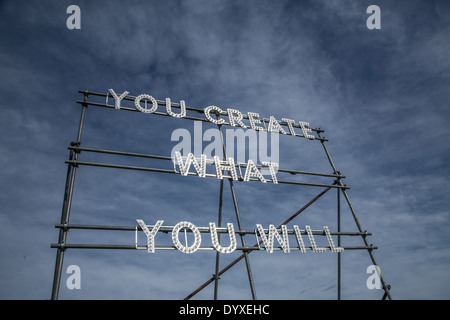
[137,219,344,254]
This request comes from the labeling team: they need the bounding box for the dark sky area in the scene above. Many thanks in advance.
[0,0,449,300]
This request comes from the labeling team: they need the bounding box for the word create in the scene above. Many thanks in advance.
[108,89,316,140]
[174,151,279,184]
[136,219,344,254]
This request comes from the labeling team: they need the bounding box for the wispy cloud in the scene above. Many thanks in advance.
[0,0,449,300]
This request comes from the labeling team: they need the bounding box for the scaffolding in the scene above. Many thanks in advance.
[50,89,392,300]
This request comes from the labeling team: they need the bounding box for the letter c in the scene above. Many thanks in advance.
[204,106,225,124]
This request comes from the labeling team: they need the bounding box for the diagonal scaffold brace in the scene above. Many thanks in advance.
[183,186,332,300]
[317,131,392,300]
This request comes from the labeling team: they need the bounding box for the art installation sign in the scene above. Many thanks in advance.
[108,88,316,185]
[51,88,392,301]
[136,220,344,255]
[108,88,316,140]
[106,89,341,255]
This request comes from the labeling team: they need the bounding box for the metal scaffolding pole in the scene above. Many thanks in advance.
[217,122,257,300]
[51,90,89,300]
[317,132,392,300]
[213,179,224,300]
[51,243,375,251]
[64,159,348,189]
[337,182,341,300]
[76,90,328,142]
[183,186,332,300]
[54,223,372,237]
[50,90,392,300]
[67,145,345,179]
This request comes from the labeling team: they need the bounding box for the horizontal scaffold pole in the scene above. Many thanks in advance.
[54,223,370,236]
[65,159,350,189]
[51,243,377,251]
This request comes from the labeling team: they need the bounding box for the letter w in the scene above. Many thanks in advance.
[175,151,206,177]
[256,224,290,253]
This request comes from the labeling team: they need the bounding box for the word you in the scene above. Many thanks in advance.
[137,219,344,254]
[108,89,316,139]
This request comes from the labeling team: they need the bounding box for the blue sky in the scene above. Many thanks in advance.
[1,0,449,300]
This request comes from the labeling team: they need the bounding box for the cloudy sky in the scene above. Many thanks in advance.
[1,0,449,300]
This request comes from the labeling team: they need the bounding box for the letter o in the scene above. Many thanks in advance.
[172,221,201,253]
[135,94,158,113]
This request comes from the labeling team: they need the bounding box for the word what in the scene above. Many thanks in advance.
[174,151,278,184]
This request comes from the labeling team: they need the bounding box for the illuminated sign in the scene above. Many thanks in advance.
[107,88,322,184]
[108,89,316,140]
[174,151,279,184]
[51,89,392,300]
[136,219,344,254]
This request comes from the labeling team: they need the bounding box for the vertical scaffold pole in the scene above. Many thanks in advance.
[337,182,341,300]
[317,131,392,300]
[217,122,257,300]
[51,90,89,300]
[213,179,224,300]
